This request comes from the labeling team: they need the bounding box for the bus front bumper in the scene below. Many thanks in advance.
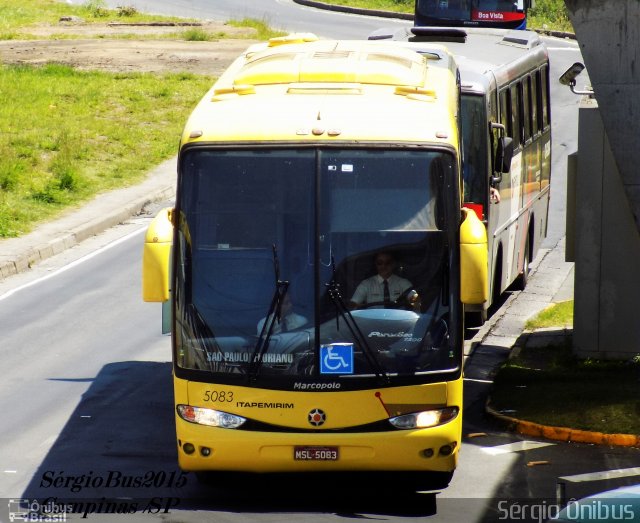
[175,416,460,474]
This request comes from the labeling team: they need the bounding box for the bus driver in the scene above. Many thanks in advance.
[349,252,419,310]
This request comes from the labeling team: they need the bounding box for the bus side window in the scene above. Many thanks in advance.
[509,83,521,149]
[522,77,531,143]
[540,65,550,129]
[499,89,509,134]
[530,72,539,135]
[495,88,510,175]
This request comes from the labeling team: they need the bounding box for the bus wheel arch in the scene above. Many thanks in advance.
[492,243,504,307]
[513,219,533,291]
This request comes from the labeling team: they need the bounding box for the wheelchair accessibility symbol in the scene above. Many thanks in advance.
[320,343,354,374]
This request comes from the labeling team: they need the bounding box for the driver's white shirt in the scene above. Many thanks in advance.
[351,274,412,307]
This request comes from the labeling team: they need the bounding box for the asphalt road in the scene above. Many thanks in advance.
[65,0,412,39]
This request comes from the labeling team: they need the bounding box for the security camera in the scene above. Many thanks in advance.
[559,62,593,96]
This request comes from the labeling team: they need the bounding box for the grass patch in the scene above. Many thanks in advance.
[0,1,280,238]
[0,63,212,237]
[227,18,287,41]
[525,300,573,330]
[313,0,414,14]
[490,343,640,435]
[179,20,285,42]
[181,27,223,41]
[0,0,190,38]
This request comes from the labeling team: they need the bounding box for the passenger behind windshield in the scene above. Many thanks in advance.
[257,292,308,334]
[349,252,420,311]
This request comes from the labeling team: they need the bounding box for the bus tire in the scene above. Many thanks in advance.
[465,309,486,328]
[412,471,454,492]
[491,247,503,307]
[195,471,227,485]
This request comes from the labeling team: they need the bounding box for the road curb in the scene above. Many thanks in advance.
[292,0,413,20]
[486,403,640,448]
[478,242,638,449]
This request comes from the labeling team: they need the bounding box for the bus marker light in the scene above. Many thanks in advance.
[439,444,453,456]
[200,447,212,457]
[422,449,435,458]
[183,443,195,455]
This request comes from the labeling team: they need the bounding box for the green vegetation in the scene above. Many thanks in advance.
[528,0,573,33]
[315,0,414,14]
[180,18,285,41]
[525,300,573,330]
[0,1,287,238]
[0,1,285,41]
[490,343,640,435]
[0,64,213,237]
[227,18,287,41]
[0,0,185,39]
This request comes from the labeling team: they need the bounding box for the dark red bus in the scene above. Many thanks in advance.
[415,0,534,30]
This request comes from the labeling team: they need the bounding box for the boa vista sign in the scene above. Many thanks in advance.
[472,9,525,22]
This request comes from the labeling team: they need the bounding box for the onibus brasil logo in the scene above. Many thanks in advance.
[8,499,69,522]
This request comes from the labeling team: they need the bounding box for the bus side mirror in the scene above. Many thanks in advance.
[142,207,173,302]
[493,136,514,182]
[460,207,488,305]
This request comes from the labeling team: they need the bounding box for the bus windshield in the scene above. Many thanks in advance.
[415,0,527,29]
[174,147,459,386]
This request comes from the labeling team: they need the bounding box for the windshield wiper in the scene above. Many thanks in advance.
[325,259,389,383]
[185,303,221,372]
[249,244,289,382]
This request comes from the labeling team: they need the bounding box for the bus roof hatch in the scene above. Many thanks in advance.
[232,41,429,88]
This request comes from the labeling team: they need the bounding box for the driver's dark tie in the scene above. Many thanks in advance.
[383,279,390,308]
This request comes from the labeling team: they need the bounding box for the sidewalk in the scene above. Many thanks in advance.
[466,240,639,447]
[477,237,574,353]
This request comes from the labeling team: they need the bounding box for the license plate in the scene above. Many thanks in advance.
[293,446,339,461]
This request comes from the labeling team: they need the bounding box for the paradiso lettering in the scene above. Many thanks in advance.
[207,352,294,364]
[368,331,423,342]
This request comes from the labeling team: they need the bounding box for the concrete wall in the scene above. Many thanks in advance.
[573,99,640,359]
[565,0,640,232]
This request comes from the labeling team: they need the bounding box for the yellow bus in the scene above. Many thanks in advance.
[371,26,552,323]
[142,35,489,491]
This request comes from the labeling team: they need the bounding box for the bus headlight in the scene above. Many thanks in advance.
[176,404,246,429]
[389,407,459,429]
